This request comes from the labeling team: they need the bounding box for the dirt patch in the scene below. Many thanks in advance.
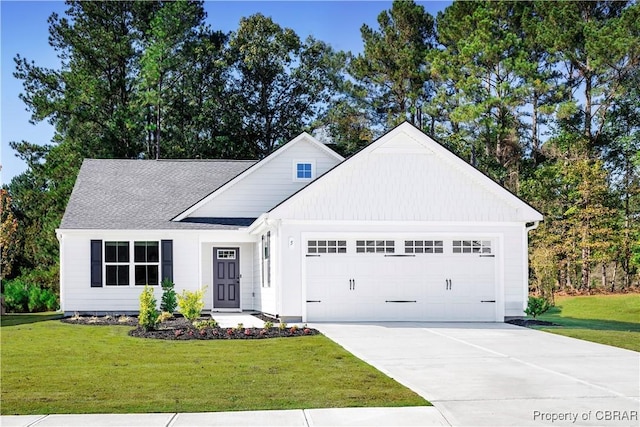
[61,314,319,340]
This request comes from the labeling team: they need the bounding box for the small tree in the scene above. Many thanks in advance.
[177,287,206,323]
[138,285,159,330]
[160,278,178,313]
[525,296,551,319]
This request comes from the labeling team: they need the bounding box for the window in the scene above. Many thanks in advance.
[262,232,271,287]
[405,240,443,254]
[134,241,159,285]
[307,240,347,254]
[296,163,312,179]
[356,240,395,254]
[105,241,129,286]
[452,240,492,254]
[217,249,236,259]
[293,160,315,181]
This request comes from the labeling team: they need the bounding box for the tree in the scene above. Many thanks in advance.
[349,0,435,129]
[14,1,155,159]
[226,14,343,157]
[0,190,19,279]
[138,0,207,159]
[431,1,533,191]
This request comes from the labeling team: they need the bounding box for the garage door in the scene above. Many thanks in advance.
[305,238,497,321]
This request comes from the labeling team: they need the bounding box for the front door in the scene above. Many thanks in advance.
[213,248,240,309]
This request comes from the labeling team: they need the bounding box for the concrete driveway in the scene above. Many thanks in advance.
[315,323,639,426]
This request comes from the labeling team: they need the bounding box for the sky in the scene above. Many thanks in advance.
[1,0,451,184]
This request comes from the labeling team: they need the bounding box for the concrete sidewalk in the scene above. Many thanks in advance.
[1,407,449,427]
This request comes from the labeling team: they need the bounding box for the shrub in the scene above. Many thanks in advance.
[278,321,288,331]
[27,285,58,312]
[138,285,159,330]
[2,279,29,312]
[160,278,178,313]
[177,287,206,322]
[2,279,57,312]
[158,311,174,323]
[525,296,551,319]
[193,319,218,330]
[264,321,274,329]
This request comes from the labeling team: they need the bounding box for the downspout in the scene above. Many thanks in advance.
[522,221,541,316]
[526,221,540,233]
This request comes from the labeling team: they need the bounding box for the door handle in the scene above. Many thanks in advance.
[449,279,452,290]
[445,279,450,290]
[353,279,355,290]
[349,279,353,290]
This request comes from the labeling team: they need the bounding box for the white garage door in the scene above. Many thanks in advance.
[305,238,497,321]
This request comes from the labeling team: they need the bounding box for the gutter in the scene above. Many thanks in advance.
[525,221,540,233]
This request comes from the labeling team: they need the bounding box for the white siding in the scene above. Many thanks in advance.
[60,231,200,313]
[270,126,542,223]
[272,150,523,222]
[186,137,341,218]
[59,230,260,314]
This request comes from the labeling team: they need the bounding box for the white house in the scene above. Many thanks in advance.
[57,122,543,322]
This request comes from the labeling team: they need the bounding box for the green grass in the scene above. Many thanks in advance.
[534,294,640,352]
[0,317,428,415]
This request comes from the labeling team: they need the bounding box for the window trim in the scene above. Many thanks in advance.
[104,241,130,286]
[292,160,315,181]
[134,241,160,286]
[103,240,161,286]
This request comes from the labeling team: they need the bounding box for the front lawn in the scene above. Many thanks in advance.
[0,316,428,415]
[534,294,640,352]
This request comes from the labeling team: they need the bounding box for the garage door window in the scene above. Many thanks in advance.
[356,240,395,254]
[453,240,491,254]
[307,240,346,254]
[405,240,443,254]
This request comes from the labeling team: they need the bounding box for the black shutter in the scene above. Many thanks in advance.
[90,240,102,287]
[161,240,173,282]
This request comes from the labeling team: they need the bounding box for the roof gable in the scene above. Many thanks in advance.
[268,122,543,223]
[173,132,343,221]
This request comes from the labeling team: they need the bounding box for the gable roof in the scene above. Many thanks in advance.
[267,122,543,222]
[60,159,255,230]
[171,132,344,221]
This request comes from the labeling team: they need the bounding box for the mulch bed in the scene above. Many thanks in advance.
[506,318,559,327]
[61,314,319,340]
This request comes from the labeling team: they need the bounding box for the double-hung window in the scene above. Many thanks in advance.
[105,242,130,286]
[134,241,159,285]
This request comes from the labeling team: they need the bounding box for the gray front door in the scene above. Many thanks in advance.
[213,248,240,309]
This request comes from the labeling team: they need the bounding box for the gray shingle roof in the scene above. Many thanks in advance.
[60,159,256,230]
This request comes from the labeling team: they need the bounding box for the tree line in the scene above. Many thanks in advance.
[1,0,638,305]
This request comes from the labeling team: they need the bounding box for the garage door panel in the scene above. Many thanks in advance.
[305,237,498,322]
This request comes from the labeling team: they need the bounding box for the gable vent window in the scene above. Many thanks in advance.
[293,160,315,181]
[405,240,443,254]
[308,240,347,254]
[134,241,159,285]
[105,241,130,286]
[356,240,395,254]
[453,240,491,254]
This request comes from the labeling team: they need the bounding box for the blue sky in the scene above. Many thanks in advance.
[1,0,450,184]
